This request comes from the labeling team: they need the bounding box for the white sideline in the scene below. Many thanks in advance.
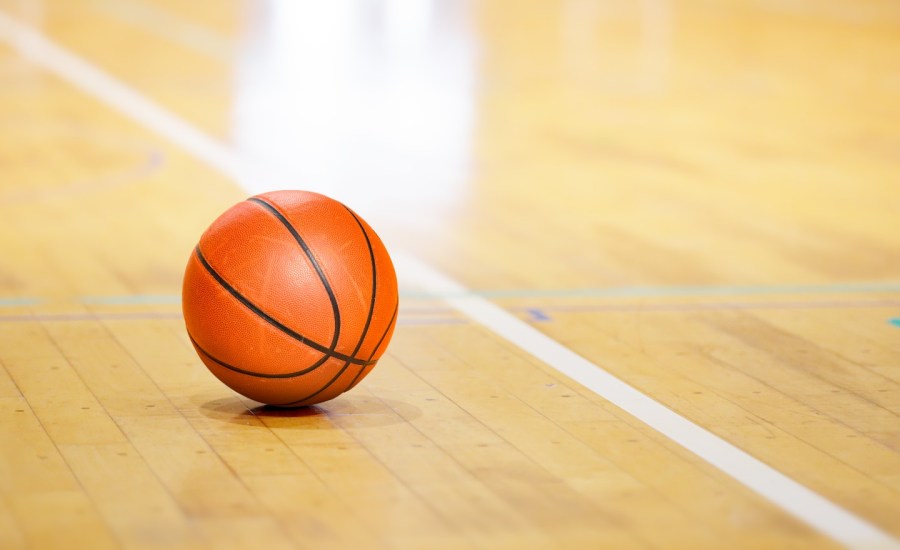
[0,10,895,549]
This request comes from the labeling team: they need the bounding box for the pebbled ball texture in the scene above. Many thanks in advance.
[182,190,398,407]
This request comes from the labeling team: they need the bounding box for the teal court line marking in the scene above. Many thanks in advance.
[80,294,182,305]
[0,297,41,306]
[890,318,900,328]
[0,311,462,325]
[402,281,900,300]
[6,279,898,307]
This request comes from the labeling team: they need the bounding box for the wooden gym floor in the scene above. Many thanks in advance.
[0,0,898,548]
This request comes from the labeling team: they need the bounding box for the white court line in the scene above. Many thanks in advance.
[0,10,896,550]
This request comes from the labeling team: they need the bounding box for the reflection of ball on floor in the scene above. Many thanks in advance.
[182,190,398,407]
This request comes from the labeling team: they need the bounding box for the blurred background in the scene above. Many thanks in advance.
[2,0,898,293]
[1,1,899,548]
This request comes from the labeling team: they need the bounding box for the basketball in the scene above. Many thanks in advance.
[181,190,399,407]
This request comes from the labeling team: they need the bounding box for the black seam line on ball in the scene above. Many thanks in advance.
[193,246,374,367]
[246,196,341,353]
[188,331,333,378]
[338,207,381,392]
[278,358,355,407]
[347,301,398,390]
[367,302,398,362]
[343,207,379,369]
[276,207,381,406]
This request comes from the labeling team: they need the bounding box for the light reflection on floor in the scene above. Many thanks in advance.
[231,0,478,222]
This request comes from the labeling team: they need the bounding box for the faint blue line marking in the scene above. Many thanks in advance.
[890,318,900,328]
[526,308,551,322]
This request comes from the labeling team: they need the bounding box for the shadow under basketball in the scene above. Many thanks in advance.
[197,393,421,429]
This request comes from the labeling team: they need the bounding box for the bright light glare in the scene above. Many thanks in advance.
[232,0,477,220]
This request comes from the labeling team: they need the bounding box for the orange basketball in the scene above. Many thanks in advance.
[182,190,399,407]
